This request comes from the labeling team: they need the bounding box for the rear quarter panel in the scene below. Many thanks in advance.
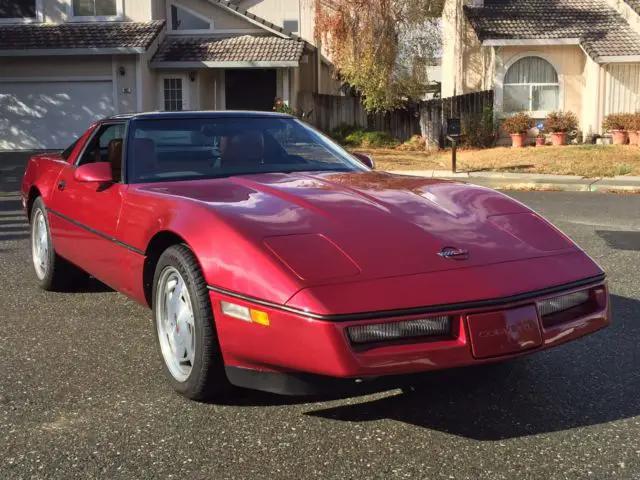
[21,156,68,217]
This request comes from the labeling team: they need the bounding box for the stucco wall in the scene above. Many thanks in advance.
[582,55,603,136]
[124,0,153,22]
[41,0,153,22]
[498,45,586,120]
[238,0,302,34]
[0,56,112,77]
[441,0,461,98]
[171,0,257,30]
[113,55,138,113]
[460,15,487,93]
[154,70,199,110]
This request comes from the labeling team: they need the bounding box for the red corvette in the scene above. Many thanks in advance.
[21,111,611,400]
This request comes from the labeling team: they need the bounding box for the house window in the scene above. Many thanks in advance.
[163,78,185,111]
[504,57,559,113]
[170,4,213,32]
[72,0,122,19]
[0,0,42,23]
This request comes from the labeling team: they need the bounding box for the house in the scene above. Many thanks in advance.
[0,0,338,150]
[441,0,640,138]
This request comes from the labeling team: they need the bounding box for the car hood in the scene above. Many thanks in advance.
[140,171,581,284]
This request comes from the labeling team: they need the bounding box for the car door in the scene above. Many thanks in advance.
[47,122,129,290]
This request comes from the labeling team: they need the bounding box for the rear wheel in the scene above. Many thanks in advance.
[30,197,86,291]
[152,244,231,401]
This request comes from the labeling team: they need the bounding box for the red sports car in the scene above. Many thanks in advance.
[21,111,611,400]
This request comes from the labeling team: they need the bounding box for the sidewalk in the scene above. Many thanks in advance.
[389,170,640,193]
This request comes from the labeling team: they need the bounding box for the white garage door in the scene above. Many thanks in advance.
[0,80,115,150]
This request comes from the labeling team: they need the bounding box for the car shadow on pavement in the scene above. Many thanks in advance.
[0,197,29,241]
[596,230,640,252]
[304,294,639,440]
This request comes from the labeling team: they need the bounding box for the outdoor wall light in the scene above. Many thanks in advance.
[119,66,126,76]
[189,71,197,82]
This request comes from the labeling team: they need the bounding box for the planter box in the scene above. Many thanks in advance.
[551,132,568,146]
[612,130,628,145]
[510,133,527,148]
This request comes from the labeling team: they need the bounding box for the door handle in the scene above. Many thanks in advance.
[57,180,66,191]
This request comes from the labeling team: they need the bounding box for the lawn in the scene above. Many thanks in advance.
[356,145,640,178]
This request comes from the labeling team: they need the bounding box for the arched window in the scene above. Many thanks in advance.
[503,57,559,113]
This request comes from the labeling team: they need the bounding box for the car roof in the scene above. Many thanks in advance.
[104,110,294,122]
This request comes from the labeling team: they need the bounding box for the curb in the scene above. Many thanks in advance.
[389,170,640,193]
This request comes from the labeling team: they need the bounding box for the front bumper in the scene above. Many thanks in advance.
[210,278,611,395]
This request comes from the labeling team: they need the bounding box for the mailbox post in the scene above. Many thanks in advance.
[446,118,462,174]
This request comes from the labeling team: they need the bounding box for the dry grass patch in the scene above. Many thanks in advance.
[357,145,640,178]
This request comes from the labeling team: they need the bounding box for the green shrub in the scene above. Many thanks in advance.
[614,164,632,176]
[462,105,499,148]
[331,125,399,147]
[330,124,361,143]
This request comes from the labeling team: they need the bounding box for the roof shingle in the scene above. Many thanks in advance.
[0,21,165,51]
[153,35,306,63]
[465,0,640,59]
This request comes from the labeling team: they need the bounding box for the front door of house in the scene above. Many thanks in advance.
[225,69,277,111]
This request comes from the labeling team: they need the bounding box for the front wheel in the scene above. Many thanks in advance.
[152,244,231,401]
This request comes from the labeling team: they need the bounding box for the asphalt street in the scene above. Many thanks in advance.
[0,191,639,480]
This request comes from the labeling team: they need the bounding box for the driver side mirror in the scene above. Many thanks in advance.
[74,162,114,183]
[352,152,376,170]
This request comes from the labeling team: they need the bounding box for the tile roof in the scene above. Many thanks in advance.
[0,21,165,51]
[465,0,640,59]
[152,35,306,63]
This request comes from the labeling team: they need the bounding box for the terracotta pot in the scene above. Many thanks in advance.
[536,137,545,147]
[551,132,568,146]
[628,130,639,146]
[510,133,527,148]
[612,130,628,145]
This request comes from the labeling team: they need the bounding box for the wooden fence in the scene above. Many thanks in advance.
[297,90,494,146]
[297,93,367,133]
[420,90,494,148]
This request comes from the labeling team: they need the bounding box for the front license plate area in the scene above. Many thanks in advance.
[467,305,543,359]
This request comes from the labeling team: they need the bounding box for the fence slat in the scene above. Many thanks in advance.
[297,90,493,147]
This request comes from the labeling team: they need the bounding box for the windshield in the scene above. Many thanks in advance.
[125,117,368,183]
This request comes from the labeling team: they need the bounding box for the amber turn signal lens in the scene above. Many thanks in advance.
[220,301,270,326]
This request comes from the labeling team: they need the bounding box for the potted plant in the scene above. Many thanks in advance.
[544,110,579,146]
[628,112,640,146]
[535,122,546,147]
[502,112,534,148]
[602,113,629,145]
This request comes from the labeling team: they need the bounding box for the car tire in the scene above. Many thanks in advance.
[30,197,86,291]
[152,244,231,401]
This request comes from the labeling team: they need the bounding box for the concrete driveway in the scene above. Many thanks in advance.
[0,151,45,195]
[1,191,639,479]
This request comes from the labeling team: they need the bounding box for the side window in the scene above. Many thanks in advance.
[99,124,126,149]
[77,123,126,166]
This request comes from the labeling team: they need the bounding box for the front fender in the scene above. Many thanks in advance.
[118,190,303,306]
